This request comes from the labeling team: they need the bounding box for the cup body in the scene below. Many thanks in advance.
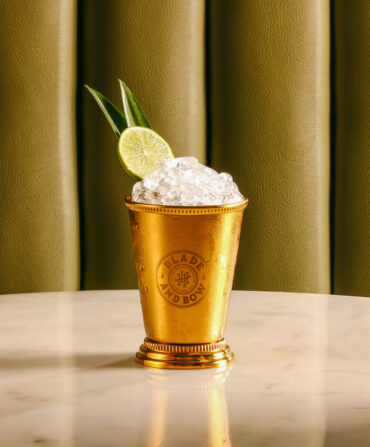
[125,196,248,344]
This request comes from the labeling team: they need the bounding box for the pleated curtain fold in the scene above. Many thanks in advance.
[0,0,80,293]
[333,0,370,297]
[81,0,206,290]
[209,0,331,293]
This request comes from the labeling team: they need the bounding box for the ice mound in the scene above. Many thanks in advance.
[132,157,244,206]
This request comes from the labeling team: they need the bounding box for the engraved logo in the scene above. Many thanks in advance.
[157,251,207,307]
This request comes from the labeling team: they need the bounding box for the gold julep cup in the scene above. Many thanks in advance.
[125,195,248,369]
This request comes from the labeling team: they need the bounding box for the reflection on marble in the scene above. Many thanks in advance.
[138,368,231,447]
[0,290,369,446]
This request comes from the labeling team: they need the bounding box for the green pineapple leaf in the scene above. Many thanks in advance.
[85,85,127,138]
[118,80,151,128]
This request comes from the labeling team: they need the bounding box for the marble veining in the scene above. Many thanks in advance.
[0,290,369,446]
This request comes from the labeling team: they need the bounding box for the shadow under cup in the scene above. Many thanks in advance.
[125,195,248,369]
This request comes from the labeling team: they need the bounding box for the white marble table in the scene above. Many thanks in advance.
[0,290,369,447]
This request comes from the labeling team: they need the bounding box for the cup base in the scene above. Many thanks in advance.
[135,338,234,369]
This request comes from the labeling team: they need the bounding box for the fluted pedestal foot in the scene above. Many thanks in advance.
[136,338,234,369]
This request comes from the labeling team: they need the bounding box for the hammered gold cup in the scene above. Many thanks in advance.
[125,195,248,369]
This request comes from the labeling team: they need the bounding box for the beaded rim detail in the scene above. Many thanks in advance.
[143,338,227,354]
[125,195,248,215]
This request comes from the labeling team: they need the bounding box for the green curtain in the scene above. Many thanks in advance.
[0,0,368,296]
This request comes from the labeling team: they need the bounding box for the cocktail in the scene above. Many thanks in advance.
[86,82,248,369]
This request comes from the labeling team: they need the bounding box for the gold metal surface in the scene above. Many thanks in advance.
[125,195,248,369]
[136,338,234,369]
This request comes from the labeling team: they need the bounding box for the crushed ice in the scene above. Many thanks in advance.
[132,157,244,206]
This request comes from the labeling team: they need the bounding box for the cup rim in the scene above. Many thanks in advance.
[124,195,248,215]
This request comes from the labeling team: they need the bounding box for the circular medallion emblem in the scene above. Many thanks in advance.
[157,251,208,307]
